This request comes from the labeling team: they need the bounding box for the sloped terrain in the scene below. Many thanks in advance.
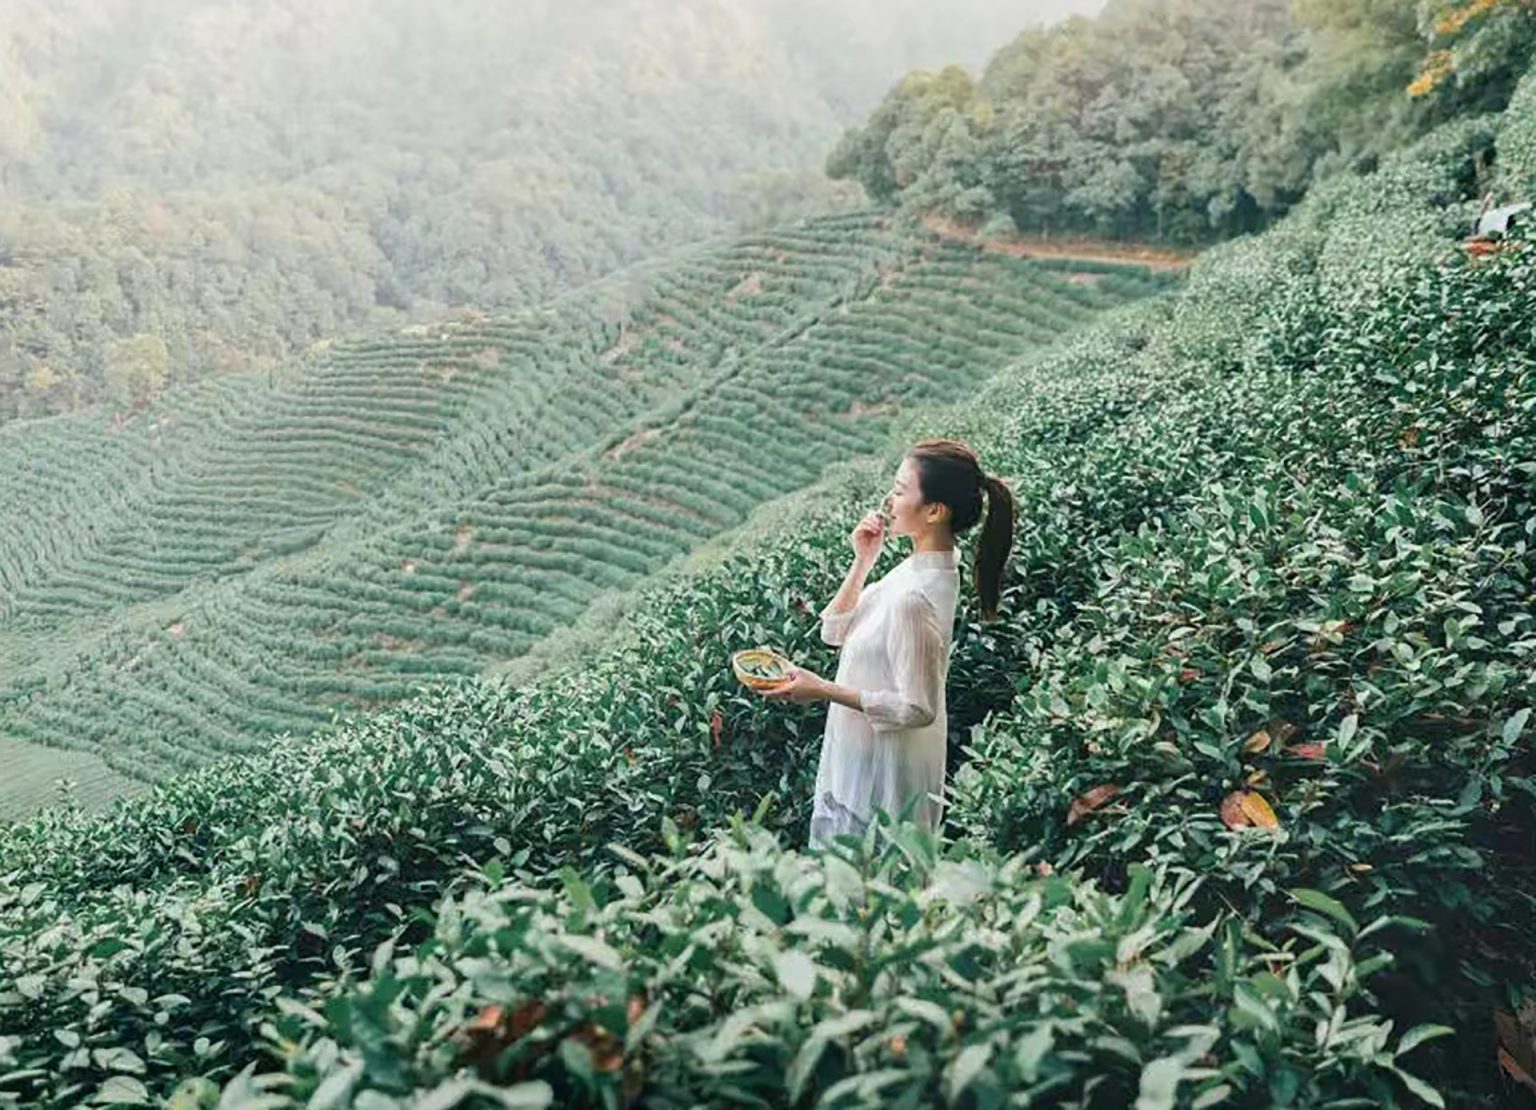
[0,212,1170,806]
[0,99,1531,1106]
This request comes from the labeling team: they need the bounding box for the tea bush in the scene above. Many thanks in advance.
[183,820,1449,1110]
[954,249,1536,1066]
[1497,59,1536,198]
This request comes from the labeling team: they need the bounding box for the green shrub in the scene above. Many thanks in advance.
[192,819,1449,1109]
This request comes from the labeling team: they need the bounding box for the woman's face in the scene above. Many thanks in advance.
[882,456,943,538]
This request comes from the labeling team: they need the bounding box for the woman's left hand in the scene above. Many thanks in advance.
[761,664,828,703]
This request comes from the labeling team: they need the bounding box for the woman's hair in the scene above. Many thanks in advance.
[906,438,1017,621]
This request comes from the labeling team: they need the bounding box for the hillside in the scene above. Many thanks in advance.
[0,74,1530,1106]
[0,212,1173,816]
[0,0,1104,423]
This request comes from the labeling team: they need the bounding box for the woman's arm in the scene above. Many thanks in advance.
[819,556,875,645]
[769,591,945,731]
[821,511,885,645]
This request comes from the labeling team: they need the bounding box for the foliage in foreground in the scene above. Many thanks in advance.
[179,820,1450,1110]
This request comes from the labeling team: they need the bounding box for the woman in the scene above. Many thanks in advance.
[760,438,1017,847]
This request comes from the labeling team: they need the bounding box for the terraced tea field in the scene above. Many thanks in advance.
[0,212,1173,815]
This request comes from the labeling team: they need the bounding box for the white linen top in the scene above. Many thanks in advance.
[811,546,960,844]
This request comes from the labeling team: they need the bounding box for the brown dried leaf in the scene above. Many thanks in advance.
[1067,784,1120,827]
[1288,742,1327,761]
[1221,790,1280,830]
[1240,791,1280,828]
[710,709,724,751]
[1243,729,1273,754]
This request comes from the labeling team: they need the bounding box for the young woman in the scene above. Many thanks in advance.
[760,438,1017,847]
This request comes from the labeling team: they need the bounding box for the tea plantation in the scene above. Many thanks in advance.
[0,213,1170,814]
[1,89,1534,1110]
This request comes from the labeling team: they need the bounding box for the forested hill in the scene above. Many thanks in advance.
[0,0,1101,423]
[828,0,1536,242]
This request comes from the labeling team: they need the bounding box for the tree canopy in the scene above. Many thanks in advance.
[828,0,1536,242]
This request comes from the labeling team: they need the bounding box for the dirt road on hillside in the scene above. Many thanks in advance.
[924,215,1196,272]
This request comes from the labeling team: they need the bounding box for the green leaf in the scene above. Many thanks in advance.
[945,1041,992,1105]
[1337,714,1358,748]
[1137,1056,1185,1110]
[895,996,952,1033]
[1191,1084,1233,1108]
[1396,1023,1455,1057]
[558,935,623,971]
[559,866,597,915]
[91,1076,150,1106]
[787,1032,831,1104]
[1391,1066,1445,1108]
[307,1059,363,1110]
[775,950,818,1001]
[470,1080,553,1109]
[416,1078,477,1110]
[1289,889,1358,936]
[1014,1022,1054,1082]
[1503,708,1531,746]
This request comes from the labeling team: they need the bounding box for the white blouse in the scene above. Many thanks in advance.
[811,546,960,847]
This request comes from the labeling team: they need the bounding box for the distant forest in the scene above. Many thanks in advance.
[829,0,1536,241]
[0,0,1095,421]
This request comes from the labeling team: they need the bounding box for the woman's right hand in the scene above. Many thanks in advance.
[850,509,885,566]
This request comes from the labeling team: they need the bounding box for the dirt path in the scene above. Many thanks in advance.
[924,216,1197,273]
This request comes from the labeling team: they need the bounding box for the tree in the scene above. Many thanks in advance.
[102,333,169,410]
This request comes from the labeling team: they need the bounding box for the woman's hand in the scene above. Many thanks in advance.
[850,509,885,566]
[760,664,829,704]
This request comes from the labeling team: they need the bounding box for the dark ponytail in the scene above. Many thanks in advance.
[973,474,1017,621]
[906,438,1017,622]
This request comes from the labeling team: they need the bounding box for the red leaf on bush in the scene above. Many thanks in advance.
[1499,1047,1536,1092]
[710,709,724,751]
[1176,668,1199,685]
[465,1004,505,1036]
[1495,1005,1536,1094]
[1288,742,1327,761]
[508,1000,548,1039]
[1067,784,1120,827]
[1219,792,1246,828]
[572,1023,624,1073]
